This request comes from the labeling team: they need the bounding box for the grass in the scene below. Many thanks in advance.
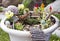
[50,34,60,41]
[0,28,10,41]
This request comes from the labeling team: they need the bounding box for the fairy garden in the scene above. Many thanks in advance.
[3,3,55,31]
[0,0,60,41]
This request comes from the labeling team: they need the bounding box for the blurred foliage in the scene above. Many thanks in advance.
[46,0,52,4]
[46,0,55,5]
[19,0,23,3]
[22,0,32,8]
[54,14,60,20]
[0,28,10,41]
[50,34,60,41]
[0,7,3,12]
[19,0,55,10]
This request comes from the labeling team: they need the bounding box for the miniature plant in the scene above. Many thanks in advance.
[14,22,24,30]
[18,4,29,15]
[24,18,40,25]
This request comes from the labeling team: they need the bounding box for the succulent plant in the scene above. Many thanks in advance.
[14,22,24,30]
[24,18,40,25]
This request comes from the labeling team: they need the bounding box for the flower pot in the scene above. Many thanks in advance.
[0,15,59,41]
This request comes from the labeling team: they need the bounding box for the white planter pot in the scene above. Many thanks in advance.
[0,15,59,41]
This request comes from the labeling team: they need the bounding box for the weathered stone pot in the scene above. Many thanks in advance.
[0,15,59,41]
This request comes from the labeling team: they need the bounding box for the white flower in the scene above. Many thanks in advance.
[18,4,24,10]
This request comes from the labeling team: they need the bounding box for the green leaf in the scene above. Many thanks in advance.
[22,0,32,8]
